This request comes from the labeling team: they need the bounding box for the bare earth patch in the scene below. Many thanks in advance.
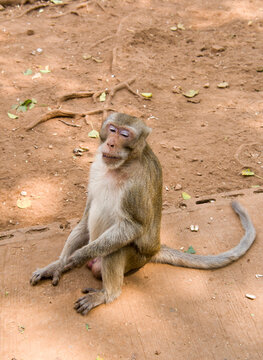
[0,0,263,359]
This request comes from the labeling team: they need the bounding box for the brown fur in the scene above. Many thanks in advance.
[30,113,256,315]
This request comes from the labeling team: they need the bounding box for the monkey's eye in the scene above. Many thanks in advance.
[109,125,117,133]
[120,130,130,138]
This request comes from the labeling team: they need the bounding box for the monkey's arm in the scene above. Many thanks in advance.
[64,219,143,270]
[30,200,90,286]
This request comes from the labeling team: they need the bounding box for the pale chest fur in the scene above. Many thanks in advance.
[87,156,123,242]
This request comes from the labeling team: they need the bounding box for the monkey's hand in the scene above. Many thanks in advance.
[64,249,88,271]
[30,260,64,286]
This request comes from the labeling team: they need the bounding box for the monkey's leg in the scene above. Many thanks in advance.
[30,221,89,286]
[74,245,148,315]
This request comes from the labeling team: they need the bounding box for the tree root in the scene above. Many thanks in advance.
[26,78,139,131]
[0,1,69,21]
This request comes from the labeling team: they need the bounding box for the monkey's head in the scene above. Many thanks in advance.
[99,112,151,169]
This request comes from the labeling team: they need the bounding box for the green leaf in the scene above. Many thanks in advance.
[177,23,185,30]
[40,65,51,74]
[242,169,254,176]
[183,90,199,98]
[170,26,178,31]
[17,198,31,209]
[141,92,152,98]
[185,246,196,254]
[18,326,25,333]
[85,323,90,330]
[88,130,99,138]
[99,92,106,102]
[7,112,18,119]
[17,99,37,112]
[50,0,63,3]
[23,69,33,75]
[182,192,191,200]
[17,105,28,112]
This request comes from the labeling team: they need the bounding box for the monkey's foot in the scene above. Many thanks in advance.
[30,261,63,286]
[74,289,105,315]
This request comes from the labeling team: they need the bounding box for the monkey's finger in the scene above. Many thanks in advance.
[30,271,42,286]
[51,272,61,286]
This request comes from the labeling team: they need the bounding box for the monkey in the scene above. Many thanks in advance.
[30,112,256,315]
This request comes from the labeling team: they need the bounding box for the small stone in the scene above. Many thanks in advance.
[170,75,175,80]
[211,45,225,53]
[48,145,53,149]
[0,4,5,11]
[174,184,182,191]
[160,142,168,148]
[203,83,210,88]
[27,29,35,36]
[172,146,181,151]
[245,294,256,300]
[190,225,199,232]
[172,85,181,94]
[20,191,27,196]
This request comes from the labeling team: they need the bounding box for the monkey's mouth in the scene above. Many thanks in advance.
[102,153,122,160]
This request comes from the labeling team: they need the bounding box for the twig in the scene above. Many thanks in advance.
[90,35,113,49]
[26,109,84,131]
[4,3,49,20]
[50,10,80,19]
[26,77,138,130]
[59,91,94,102]
[26,108,115,131]
[0,1,68,22]
[59,119,82,128]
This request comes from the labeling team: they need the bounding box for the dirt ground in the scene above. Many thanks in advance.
[0,0,262,229]
[0,0,263,359]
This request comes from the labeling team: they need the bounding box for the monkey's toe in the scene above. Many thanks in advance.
[74,291,106,315]
[30,271,42,286]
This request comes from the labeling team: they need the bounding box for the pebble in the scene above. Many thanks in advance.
[211,45,225,53]
[245,294,256,300]
[174,184,182,191]
[27,29,35,36]
[190,225,199,232]
[20,191,27,196]
[172,146,181,151]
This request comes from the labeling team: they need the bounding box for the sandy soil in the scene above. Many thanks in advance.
[0,1,263,359]
[0,0,262,230]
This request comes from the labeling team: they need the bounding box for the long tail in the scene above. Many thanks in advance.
[151,201,256,269]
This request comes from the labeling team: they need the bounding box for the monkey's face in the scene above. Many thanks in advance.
[99,123,136,169]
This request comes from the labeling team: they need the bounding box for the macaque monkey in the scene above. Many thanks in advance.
[30,113,256,315]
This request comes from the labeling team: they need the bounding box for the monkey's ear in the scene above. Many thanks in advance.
[143,126,152,138]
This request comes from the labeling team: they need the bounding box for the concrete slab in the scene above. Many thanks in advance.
[1,189,263,360]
